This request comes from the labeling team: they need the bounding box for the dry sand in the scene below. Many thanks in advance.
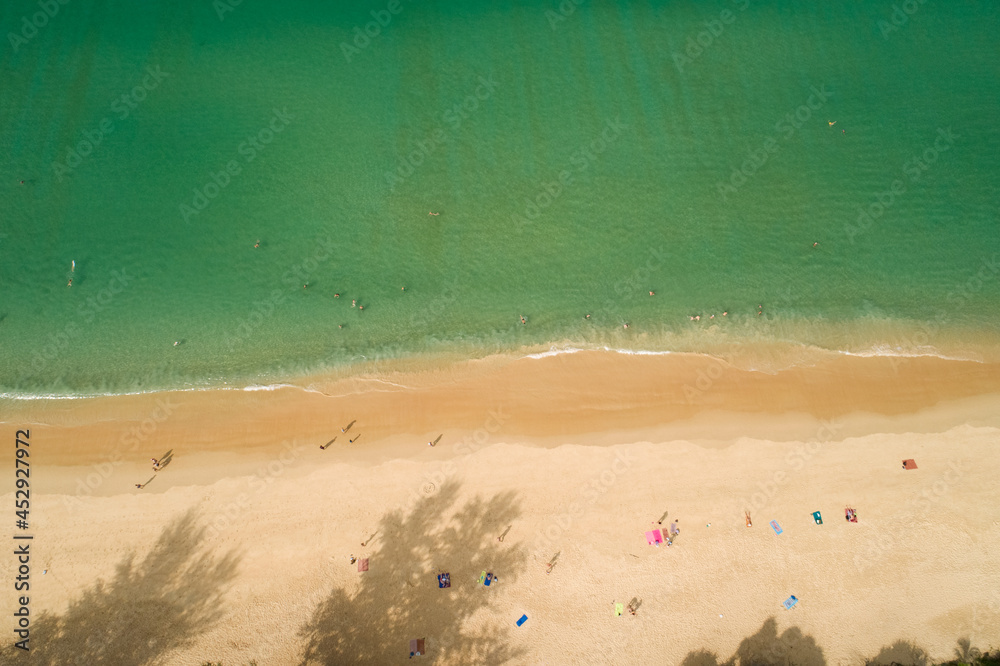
[2,350,1000,664]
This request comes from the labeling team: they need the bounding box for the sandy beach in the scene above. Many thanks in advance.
[2,350,1000,664]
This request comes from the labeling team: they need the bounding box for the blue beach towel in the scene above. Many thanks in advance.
[484,573,493,586]
[783,595,798,610]
[770,520,783,535]
[516,614,528,627]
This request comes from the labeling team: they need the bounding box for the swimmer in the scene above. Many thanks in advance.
[585,314,591,319]
[338,324,343,329]
[723,311,728,316]
[352,299,356,307]
[649,291,655,296]
[829,121,836,126]
[303,283,308,289]
[695,315,700,321]
[334,293,340,298]
[689,316,695,321]
[401,286,405,291]
[623,323,630,329]
[254,240,260,248]
[71,260,75,272]
[710,314,715,319]
[813,242,819,248]
[359,305,364,311]
[428,211,439,216]
[520,316,526,325]
[67,278,72,287]
[19,180,25,185]
[173,341,180,347]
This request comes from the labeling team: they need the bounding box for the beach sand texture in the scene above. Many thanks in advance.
[2,351,999,664]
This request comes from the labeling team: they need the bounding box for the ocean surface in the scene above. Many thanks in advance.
[1,0,999,397]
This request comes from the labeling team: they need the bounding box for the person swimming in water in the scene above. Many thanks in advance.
[520,315,526,325]
[254,240,260,248]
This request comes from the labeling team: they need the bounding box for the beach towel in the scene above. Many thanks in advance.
[409,638,425,657]
[845,508,858,523]
[782,595,798,610]
[516,614,528,627]
[770,520,783,535]
[358,558,369,572]
[812,511,823,525]
[645,529,663,545]
[478,571,487,584]
[485,573,494,586]
[615,603,624,616]
[903,459,918,470]
[437,573,450,588]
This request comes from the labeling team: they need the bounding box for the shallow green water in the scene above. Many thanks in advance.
[1,0,998,396]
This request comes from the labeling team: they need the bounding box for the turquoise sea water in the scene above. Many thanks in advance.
[1,0,999,396]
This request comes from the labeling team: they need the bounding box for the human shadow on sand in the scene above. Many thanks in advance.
[1,508,240,665]
[298,481,527,665]
[680,616,826,666]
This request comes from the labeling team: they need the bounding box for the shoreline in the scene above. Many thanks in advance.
[4,349,1000,479]
[4,327,1000,401]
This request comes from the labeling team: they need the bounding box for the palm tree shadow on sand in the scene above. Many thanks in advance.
[1,508,240,665]
[298,480,527,665]
[680,616,826,666]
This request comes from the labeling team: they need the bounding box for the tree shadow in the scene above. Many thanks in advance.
[679,616,825,666]
[864,639,930,665]
[298,481,526,664]
[1,508,240,665]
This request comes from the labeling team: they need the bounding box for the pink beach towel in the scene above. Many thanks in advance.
[358,558,369,572]
[645,530,663,545]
